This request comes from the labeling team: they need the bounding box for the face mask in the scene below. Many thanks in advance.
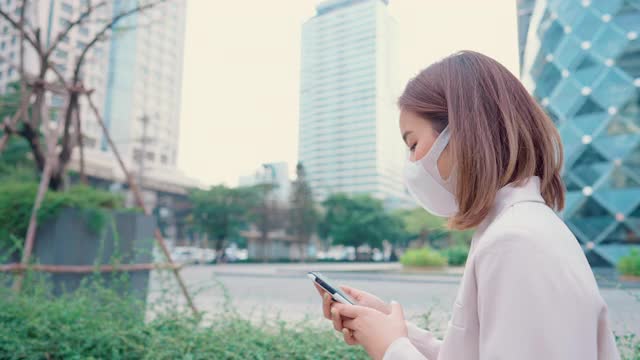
[403,126,458,217]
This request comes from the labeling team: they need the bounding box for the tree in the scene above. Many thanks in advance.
[319,193,403,250]
[394,207,474,249]
[288,163,318,261]
[0,0,169,190]
[0,83,34,181]
[189,185,260,257]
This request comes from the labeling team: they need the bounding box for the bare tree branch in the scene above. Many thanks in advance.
[12,82,58,293]
[43,1,108,60]
[72,0,169,81]
[74,104,88,184]
[0,2,40,55]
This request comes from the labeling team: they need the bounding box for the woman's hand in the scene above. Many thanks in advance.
[333,301,408,360]
[314,283,391,345]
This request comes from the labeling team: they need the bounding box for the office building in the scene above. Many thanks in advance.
[299,0,410,208]
[0,0,112,150]
[519,0,640,266]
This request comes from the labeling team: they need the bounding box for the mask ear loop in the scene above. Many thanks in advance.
[421,126,456,188]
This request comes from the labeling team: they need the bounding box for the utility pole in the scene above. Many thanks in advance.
[136,115,152,189]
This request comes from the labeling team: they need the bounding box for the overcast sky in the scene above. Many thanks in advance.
[177,0,520,187]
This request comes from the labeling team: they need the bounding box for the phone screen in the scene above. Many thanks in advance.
[308,271,356,305]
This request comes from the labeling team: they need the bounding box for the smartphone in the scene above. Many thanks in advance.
[307,271,356,305]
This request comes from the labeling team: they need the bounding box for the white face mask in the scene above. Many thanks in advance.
[403,126,459,217]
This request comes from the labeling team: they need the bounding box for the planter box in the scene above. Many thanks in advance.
[24,208,155,301]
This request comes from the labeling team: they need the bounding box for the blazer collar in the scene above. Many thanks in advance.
[473,176,546,241]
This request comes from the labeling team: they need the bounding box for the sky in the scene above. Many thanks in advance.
[178,0,520,187]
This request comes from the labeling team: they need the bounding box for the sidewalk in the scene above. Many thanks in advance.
[205,262,465,285]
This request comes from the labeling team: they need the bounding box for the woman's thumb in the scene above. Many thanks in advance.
[390,300,404,319]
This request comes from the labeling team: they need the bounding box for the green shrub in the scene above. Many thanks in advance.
[0,274,368,359]
[400,247,447,268]
[0,272,638,359]
[618,249,640,277]
[442,245,469,266]
[0,182,125,248]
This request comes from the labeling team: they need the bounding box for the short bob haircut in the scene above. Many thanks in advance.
[398,51,565,230]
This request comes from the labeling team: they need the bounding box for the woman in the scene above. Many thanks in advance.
[315,51,620,360]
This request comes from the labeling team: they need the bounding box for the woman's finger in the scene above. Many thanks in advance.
[339,285,361,300]
[322,293,333,319]
[342,318,356,330]
[333,303,367,318]
[331,305,343,331]
[314,283,327,297]
[342,328,357,345]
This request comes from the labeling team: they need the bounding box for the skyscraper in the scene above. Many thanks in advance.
[0,0,112,151]
[299,0,409,207]
[518,0,640,266]
[103,0,186,170]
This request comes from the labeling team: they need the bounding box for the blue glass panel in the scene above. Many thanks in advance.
[549,78,585,116]
[573,61,606,86]
[571,163,612,185]
[593,188,640,214]
[592,134,640,159]
[574,9,604,41]
[591,0,624,15]
[553,36,584,69]
[591,25,629,59]
[592,68,635,108]
[567,216,615,240]
[557,1,587,25]
[563,191,585,216]
[572,112,608,134]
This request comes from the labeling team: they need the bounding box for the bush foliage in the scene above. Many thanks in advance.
[618,249,640,277]
[0,273,367,359]
[0,182,125,248]
[442,245,469,266]
[400,247,447,268]
[0,272,638,359]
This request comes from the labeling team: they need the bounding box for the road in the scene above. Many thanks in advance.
[148,263,640,336]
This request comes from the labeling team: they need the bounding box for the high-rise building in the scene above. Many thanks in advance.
[518,0,640,266]
[0,0,112,151]
[103,0,186,171]
[299,0,410,208]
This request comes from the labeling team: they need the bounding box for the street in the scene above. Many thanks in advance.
[148,263,640,336]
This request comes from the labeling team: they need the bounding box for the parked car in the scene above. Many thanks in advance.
[170,246,199,265]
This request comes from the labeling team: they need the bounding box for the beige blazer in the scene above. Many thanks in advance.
[384,177,620,360]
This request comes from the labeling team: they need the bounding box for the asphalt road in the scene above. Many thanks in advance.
[147,263,640,336]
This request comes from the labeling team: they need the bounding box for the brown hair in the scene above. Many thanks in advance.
[398,50,565,230]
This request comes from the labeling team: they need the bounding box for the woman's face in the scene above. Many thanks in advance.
[399,110,453,179]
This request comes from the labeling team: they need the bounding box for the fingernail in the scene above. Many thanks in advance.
[324,293,329,300]
[342,328,349,335]
[331,307,337,315]
[390,300,398,304]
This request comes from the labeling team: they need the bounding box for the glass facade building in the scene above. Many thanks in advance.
[299,0,411,208]
[519,0,640,266]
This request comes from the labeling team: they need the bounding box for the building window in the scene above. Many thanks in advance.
[76,41,87,49]
[59,18,71,27]
[161,154,168,164]
[56,49,68,59]
[0,42,5,50]
[61,2,73,14]
[11,35,16,44]
[79,27,89,36]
